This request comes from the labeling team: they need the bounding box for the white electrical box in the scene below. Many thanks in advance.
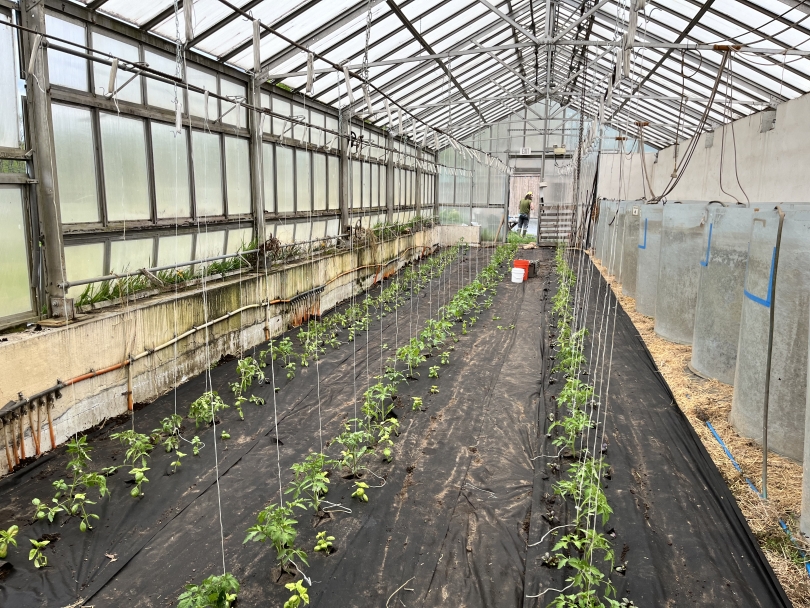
[520,147,531,155]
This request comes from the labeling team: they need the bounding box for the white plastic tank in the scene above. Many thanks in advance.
[635,203,663,317]
[654,202,712,344]
[690,204,754,384]
[596,199,618,267]
[607,201,628,277]
[731,204,810,462]
[621,202,642,298]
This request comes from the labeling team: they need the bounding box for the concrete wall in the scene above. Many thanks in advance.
[0,230,439,474]
[598,92,810,203]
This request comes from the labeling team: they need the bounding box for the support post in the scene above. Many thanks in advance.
[22,1,71,318]
[339,110,351,231]
[537,0,553,245]
[415,146,423,218]
[248,81,267,254]
[386,132,394,223]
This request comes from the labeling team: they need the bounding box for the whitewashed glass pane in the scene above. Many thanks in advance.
[310,111,325,147]
[192,130,223,216]
[65,242,104,298]
[187,65,217,119]
[100,113,150,221]
[393,168,400,207]
[362,162,371,208]
[313,153,327,211]
[295,222,311,243]
[311,220,326,240]
[0,15,20,149]
[276,147,294,213]
[45,14,87,91]
[292,104,307,141]
[92,32,141,103]
[263,142,275,212]
[296,149,311,212]
[220,78,247,127]
[352,160,361,209]
[157,233,193,269]
[145,49,182,112]
[0,186,31,317]
[52,104,98,223]
[275,222,294,243]
[152,123,191,219]
[370,164,379,208]
[227,226,252,253]
[326,218,340,237]
[261,92,271,134]
[328,155,339,210]
[264,221,275,237]
[325,115,338,150]
[273,98,291,136]
[110,238,153,273]
[488,168,502,206]
[380,167,386,208]
[225,136,250,214]
[456,174,471,205]
[195,230,226,260]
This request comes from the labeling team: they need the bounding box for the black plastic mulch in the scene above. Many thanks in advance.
[523,251,791,608]
[0,247,791,608]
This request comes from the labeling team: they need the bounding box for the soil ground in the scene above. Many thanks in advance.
[0,246,790,607]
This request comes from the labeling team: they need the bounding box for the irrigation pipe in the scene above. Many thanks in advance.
[706,421,810,578]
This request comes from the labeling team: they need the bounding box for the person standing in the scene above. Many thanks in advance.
[517,192,533,236]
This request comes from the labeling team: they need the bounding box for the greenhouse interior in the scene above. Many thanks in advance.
[2,0,810,606]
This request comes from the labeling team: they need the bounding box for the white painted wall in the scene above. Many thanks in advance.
[598,92,810,204]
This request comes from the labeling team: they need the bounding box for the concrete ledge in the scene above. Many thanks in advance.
[0,229,439,474]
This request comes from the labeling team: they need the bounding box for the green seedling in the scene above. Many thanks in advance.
[335,421,373,476]
[287,454,333,513]
[314,531,335,553]
[188,391,228,427]
[286,361,297,380]
[440,351,450,365]
[29,539,49,568]
[178,572,239,608]
[283,580,309,608]
[110,430,153,498]
[32,437,111,532]
[244,500,308,572]
[351,481,370,502]
[411,396,423,411]
[429,385,439,394]
[191,436,202,456]
[152,414,183,452]
[428,366,439,379]
[0,525,19,559]
[493,315,501,320]
[170,450,186,473]
[221,430,230,440]
[128,467,150,497]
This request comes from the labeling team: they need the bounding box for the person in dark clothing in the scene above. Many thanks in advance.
[517,192,533,236]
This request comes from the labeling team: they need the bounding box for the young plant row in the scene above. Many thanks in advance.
[546,245,622,608]
[2,242,477,605]
[243,241,518,607]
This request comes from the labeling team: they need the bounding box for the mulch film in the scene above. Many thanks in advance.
[0,247,790,607]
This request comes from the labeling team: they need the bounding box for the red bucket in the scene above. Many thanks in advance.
[513,259,530,282]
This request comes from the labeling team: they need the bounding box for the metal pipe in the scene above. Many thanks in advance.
[27,405,40,456]
[46,395,56,451]
[126,358,134,412]
[762,204,785,500]
[2,420,12,470]
[18,415,25,460]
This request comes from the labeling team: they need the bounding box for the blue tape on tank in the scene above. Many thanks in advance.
[743,247,776,308]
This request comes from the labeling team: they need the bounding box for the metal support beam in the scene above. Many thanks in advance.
[475,0,544,44]
[386,0,485,122]
[415,147,423,217]
[386,132,394,222]
[610,0,717,119]
[553,0,611,42]
[339,110,351,230]
[247,80,267,254]
[22,1,71,317]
